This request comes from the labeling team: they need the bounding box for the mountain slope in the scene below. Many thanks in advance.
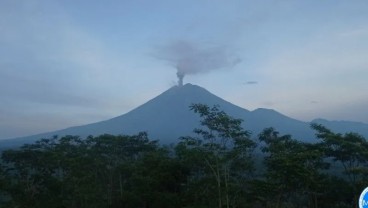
[64,84,251,142]
[311,118,368,136]
[1,84,367,149]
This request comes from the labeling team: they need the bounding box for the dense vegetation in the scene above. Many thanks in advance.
[1,104,368,208]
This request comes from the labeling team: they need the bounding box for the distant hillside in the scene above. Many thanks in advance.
[311,118,368,136]
[1,84,367,149]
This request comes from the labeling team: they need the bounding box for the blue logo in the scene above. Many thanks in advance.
[359,187,368,208]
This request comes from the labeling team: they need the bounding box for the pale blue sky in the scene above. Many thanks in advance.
[1,0,367,139]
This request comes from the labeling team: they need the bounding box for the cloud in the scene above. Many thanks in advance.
[155,40,241,84]
[243,81,258,85]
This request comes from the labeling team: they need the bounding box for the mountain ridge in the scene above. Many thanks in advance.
[1,83,367,149]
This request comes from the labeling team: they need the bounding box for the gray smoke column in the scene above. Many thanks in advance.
[158,40,241,86]
[177,71,184,86]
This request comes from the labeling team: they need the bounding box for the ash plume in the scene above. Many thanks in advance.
[157,40,241,86]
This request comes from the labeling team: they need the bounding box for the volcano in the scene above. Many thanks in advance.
[1,84,368,148]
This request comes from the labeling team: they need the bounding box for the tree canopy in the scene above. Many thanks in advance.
[0,104,367,208]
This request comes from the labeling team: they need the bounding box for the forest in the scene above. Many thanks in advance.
[0,104,367,208]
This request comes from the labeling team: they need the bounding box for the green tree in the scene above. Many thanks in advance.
[257,128,328,208]
[177,104,255,208]
[0,133,166,208]
[1,137,65,207]
[312,124,368,208]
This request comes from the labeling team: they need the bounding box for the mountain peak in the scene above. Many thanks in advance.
[177,83,196,88]
[252,108,278,114]
[167,83,209,94]
[125,83,248,118]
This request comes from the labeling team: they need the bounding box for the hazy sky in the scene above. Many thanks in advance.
[1,0,368,139]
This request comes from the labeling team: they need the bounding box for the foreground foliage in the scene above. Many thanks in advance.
[1,104,367,208]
